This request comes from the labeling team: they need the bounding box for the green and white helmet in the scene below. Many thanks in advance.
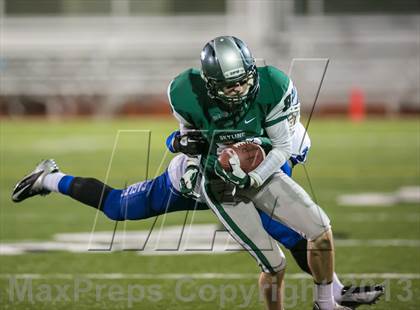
[200,36,259,114]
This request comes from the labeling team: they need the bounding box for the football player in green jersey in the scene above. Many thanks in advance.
[168,36,346,310]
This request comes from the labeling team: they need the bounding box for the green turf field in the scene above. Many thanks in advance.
[1,117,419,309]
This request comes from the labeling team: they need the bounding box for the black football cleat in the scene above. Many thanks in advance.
[340,285,385,309]
[12,159,59,202]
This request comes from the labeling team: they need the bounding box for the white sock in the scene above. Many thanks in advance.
[332,273,344,302]
[315,282,334,309]
[43,172,66,192]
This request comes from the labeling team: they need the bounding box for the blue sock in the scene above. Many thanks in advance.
[58,175,75,195]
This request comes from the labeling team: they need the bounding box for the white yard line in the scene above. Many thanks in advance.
[337,186,420,206]
[335,239,420,247]
[345,212,420,223]
[1,237,420,256]
[0,273,419,280]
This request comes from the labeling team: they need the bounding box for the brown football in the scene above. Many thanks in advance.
[218,142,266,173]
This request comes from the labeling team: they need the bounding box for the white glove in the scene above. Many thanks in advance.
[179,165,200,199]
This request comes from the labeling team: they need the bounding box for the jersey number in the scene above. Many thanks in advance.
[282,94,292,112]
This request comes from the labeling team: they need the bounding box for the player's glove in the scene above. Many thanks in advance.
[289,146,309,167]
[179,165,200,199]
[170,130,208,156]
[214,153,251,189]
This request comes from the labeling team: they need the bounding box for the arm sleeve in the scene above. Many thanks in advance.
[248,120,292,187]
[247,73,295,187]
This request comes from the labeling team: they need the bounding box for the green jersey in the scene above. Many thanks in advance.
[168,65,294,176]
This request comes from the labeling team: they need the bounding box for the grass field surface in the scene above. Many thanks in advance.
[0,117,419,309]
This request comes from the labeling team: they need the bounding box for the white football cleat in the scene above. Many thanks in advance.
[340,285,385,308]
[12,159,59,202]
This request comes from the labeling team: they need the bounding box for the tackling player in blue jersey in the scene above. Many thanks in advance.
[12,119,383,309]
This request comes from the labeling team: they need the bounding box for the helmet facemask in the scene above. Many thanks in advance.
[203,67,258,114]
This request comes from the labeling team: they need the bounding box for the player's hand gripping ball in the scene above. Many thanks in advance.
[218,142,266,173]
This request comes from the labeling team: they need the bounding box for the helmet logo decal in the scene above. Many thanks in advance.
[224,67,245,79]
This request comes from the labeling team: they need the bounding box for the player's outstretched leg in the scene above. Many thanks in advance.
[12,159,205,221]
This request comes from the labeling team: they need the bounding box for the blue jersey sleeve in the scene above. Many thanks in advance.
[166,130,180,153]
